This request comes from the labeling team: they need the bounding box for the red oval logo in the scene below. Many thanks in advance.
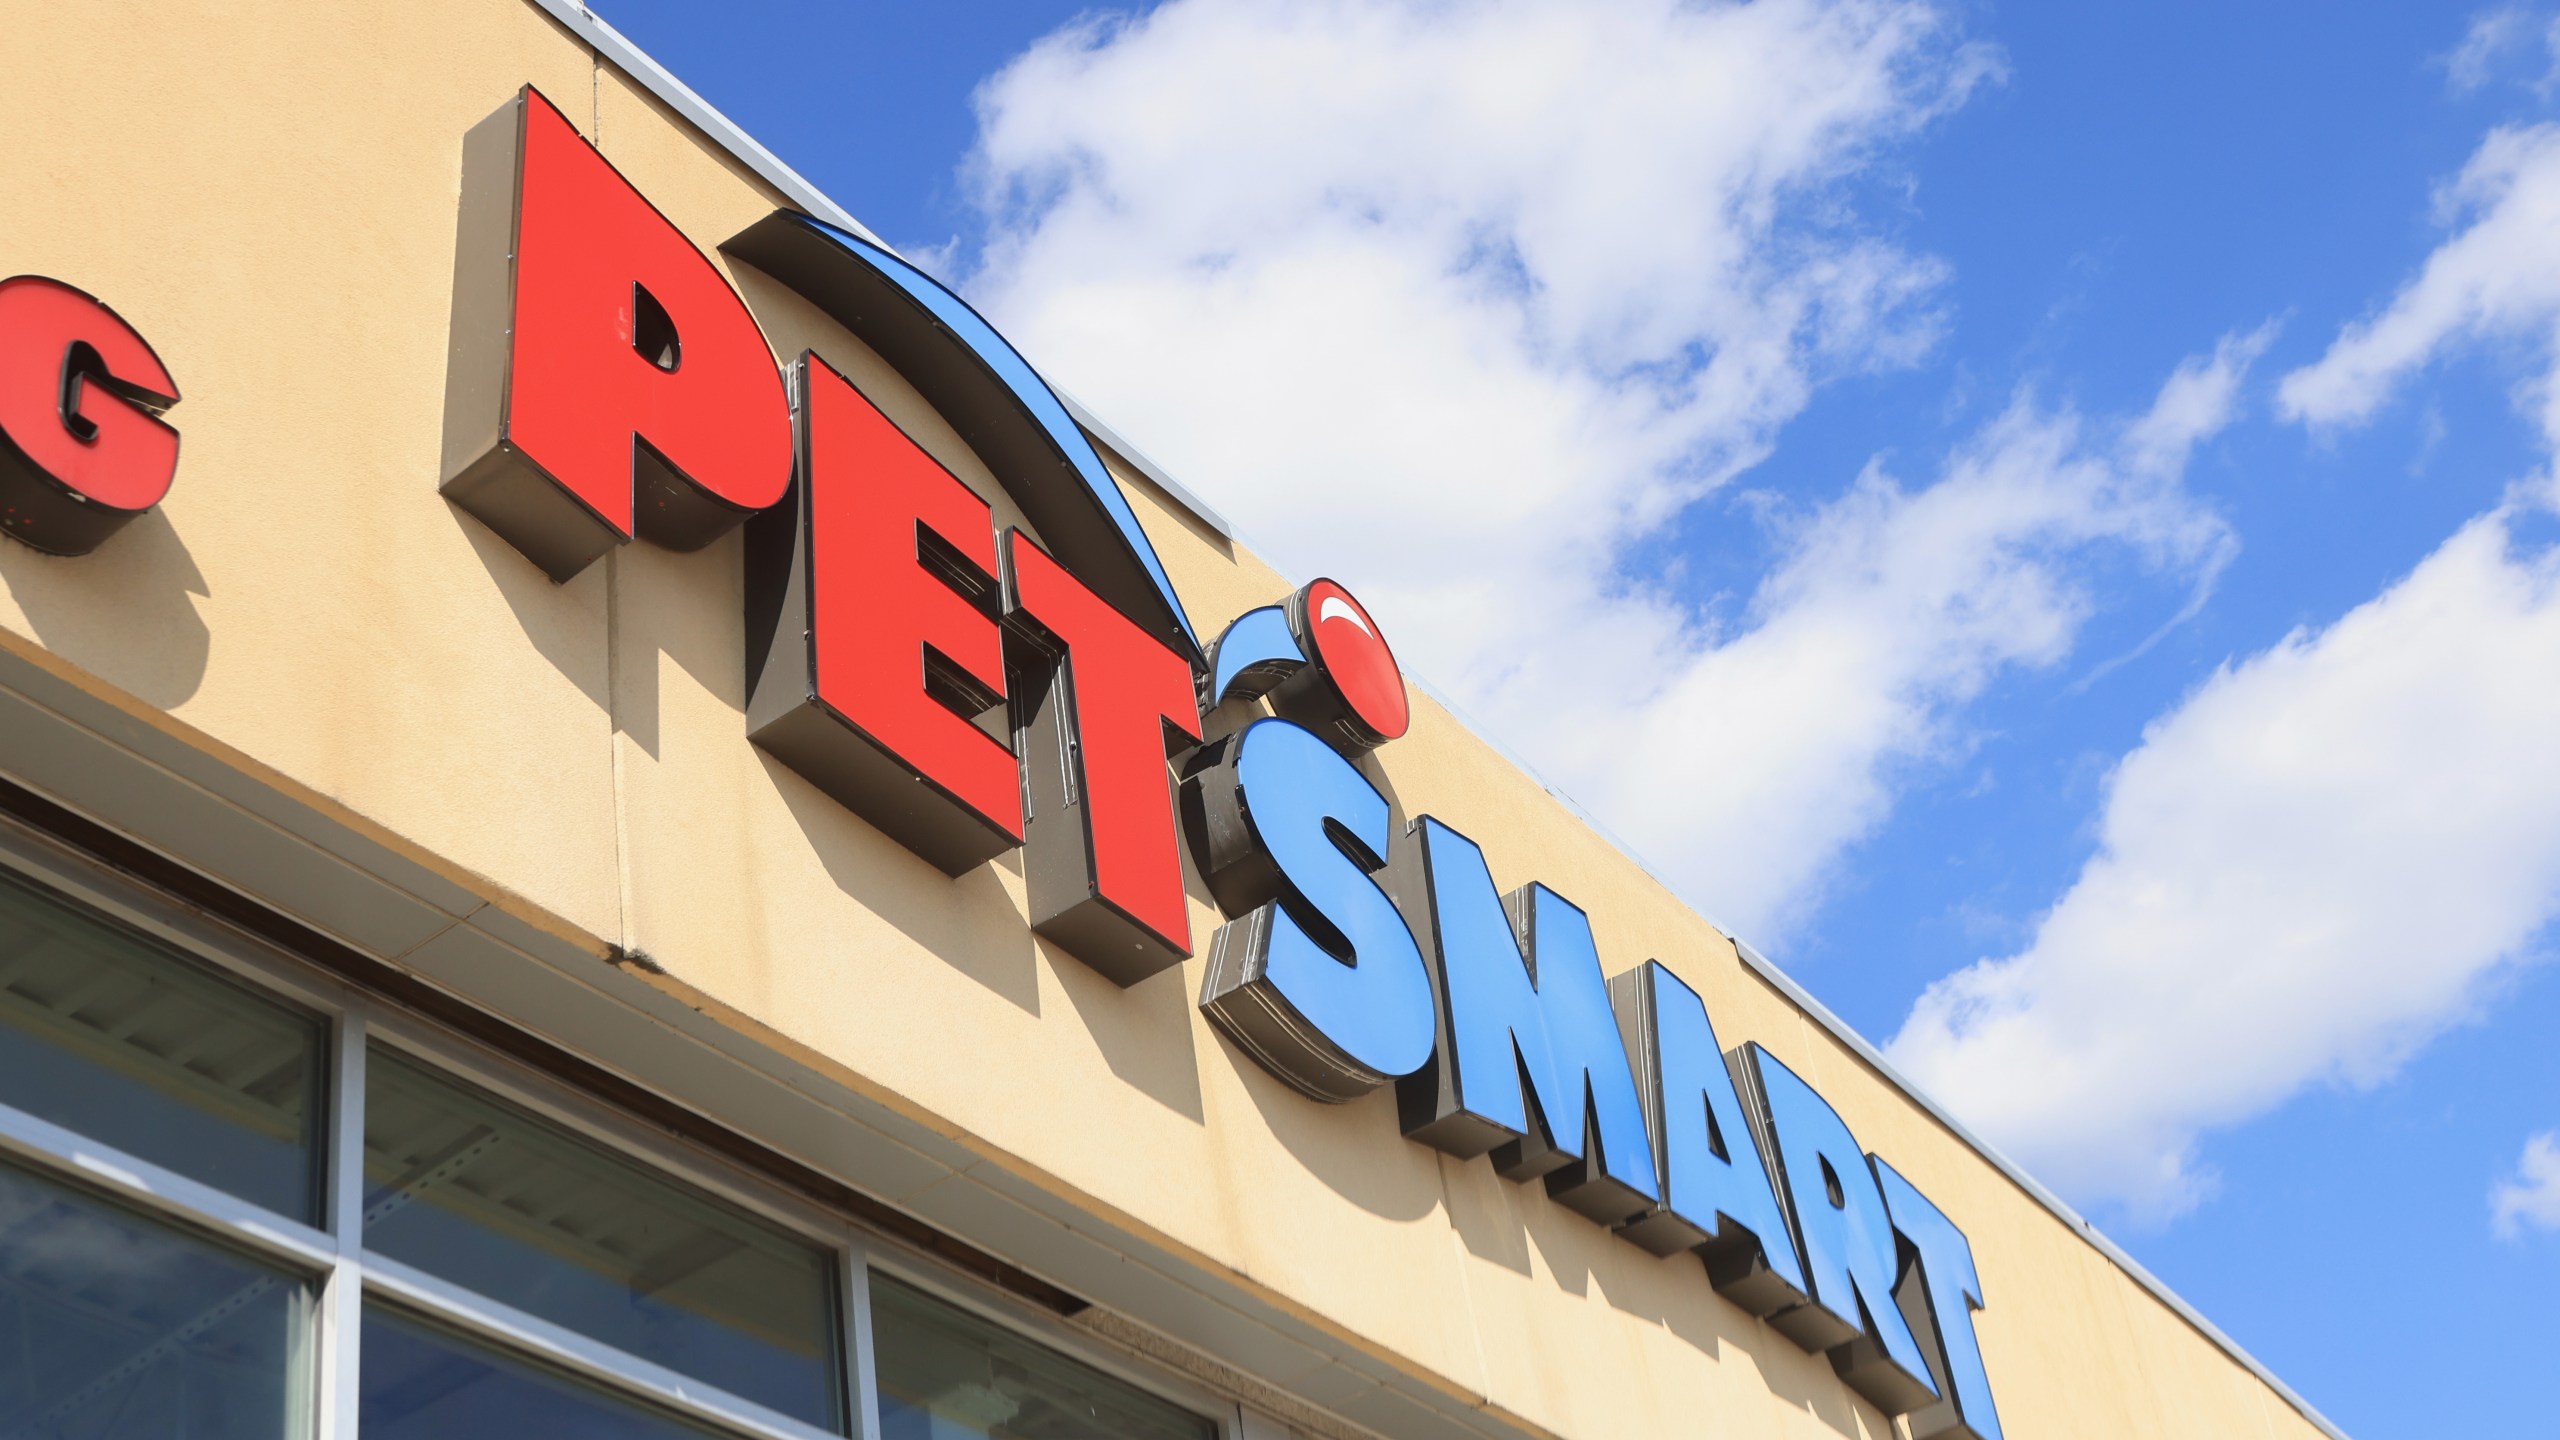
[1299,578,1408,746]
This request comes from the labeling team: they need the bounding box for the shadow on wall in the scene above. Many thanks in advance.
[1224,1026,1876,1435]
[607,533,755,762]
[0,511,211,711]
[764,752,1044,1014]
[1051,933,1208,1125]
[451,505,612,712]
[760,748,1214,1126]
[449,499,747,763]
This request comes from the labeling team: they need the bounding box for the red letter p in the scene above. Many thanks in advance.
[442,86,789,581]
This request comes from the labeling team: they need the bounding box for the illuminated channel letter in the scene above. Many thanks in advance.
[442,85,789,581]
[1395,819,1660,1223]
[0,276,179,555]
[1003,531,1203,984]
[1205,604,1303,708]
[745,354,1019,875]
[1187,719,1435,1100]
[1873,1157,2005,1440]
[1738,1044,1940,1415]
[1609,961,1812,1314]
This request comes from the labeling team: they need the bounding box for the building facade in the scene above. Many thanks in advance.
[0,3,2344,1439]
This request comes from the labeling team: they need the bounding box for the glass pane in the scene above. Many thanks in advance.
[360,1307,722,1440]
[0,871,325,1222]
[362,1047,841,1430]
[871,1274,1213,1440]
[0,1157,313,1439]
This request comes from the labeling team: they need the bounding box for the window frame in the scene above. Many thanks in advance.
[0,812,1246,1440]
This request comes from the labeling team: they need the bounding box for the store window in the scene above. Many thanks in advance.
[872,1274,1216,1440]
[0,870,326,1221]
[363,1046,842,1429]
[0,856,1229,1440]
[0,1158,313,1440]
[360,1306,720,1440]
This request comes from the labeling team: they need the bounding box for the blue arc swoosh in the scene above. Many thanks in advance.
[796,217,1198,654]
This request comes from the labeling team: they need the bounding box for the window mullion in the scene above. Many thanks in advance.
[328,1002,370,1240]
[315,1004,370,1440]
[315,1256,364,1440]
[843,1243,883,1440]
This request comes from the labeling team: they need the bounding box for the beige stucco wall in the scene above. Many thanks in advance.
[0,3,2331,1439]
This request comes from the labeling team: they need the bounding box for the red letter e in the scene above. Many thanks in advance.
[745,354,1022,876]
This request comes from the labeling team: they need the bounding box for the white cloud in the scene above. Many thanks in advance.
[2492,1130,2560,1237]
[2277,123,2560,471]
[2442,7,2531,94]
[1890,511,2560,1221]
[1530,344,2248,938]
[958,0,2250,937]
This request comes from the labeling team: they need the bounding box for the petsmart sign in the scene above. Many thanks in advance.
[0,84,2005,1440]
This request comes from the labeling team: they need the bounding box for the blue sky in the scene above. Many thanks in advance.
[587,3,2556,1434]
